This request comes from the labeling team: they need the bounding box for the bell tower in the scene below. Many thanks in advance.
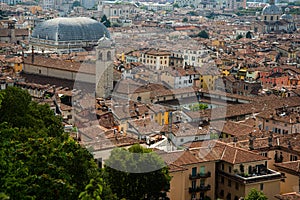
[95,35,114,98]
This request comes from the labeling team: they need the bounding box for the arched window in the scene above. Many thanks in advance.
[107,51,111,60]
[98,52,102,60]
[271,16,274,21]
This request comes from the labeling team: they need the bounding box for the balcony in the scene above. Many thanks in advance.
[188,185,211,193]
[189,172,211,180]
[218,169,283,184]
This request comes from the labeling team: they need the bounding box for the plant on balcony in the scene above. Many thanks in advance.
[245,188,267,200]
[204,196,211,200]
[239,164,245,174]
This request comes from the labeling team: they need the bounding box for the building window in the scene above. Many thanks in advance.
[290,155,298,161]
[260,183,264,191]
[229,166,232,173]
[200,179,205,186]
[221,164,224,170]
[261,152,268,157]
[228,179,231,187]
[192,180,196,189]
[200,166,205,174]
[221,176,224,184]
[226,193,231,200]
[192,167,197,176]
[271,16,273,21]
[39,70,41,74]
[235,182,239,190]
[220,190,224,197]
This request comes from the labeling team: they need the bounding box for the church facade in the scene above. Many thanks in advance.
[252,0,297,34]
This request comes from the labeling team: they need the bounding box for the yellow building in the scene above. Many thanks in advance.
[212,39,225,48]
[198,74,219,90]
[148,104,169,125]
[6,56,23,73]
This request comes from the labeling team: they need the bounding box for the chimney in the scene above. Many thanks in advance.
[31,46,35,63]
[268,135,273,147]
[249,133,254,150]
[233,136,238,143]
[288,141,292,149]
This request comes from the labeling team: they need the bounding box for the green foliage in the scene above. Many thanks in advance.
[188,11,197,16]
[210,132,219,139]
[173,3,179,8]
[197,30,209,39]
[182,17,188,22]
[100,15,111,28]
[236,34,243,40]
[79,178,103,200]
[72,0,80,7]
[246,31,253,39]
[104,144,171,200]
[189,103,208,111]
[245,188,268,200]
[0,87,114,200]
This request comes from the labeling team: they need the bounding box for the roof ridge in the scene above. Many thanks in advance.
[233,149,238,164]
[221,145,227,160]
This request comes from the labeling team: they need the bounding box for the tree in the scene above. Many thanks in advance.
[173,3,179,8]
[236,34,243,40]
[182,17,188,22]
[246,31,253,39]
[101,15,111,28]
[0,87,115,199]
[72,0,81,7]
[197,30,209,39]
[245,188,268,200]
[104,144,171,200]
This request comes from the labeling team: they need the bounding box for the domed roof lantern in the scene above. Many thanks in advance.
[97,34,115,48]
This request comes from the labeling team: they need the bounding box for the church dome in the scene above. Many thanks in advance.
[31,17,110,42]
[280,13,293,21]
[262,4,282,15]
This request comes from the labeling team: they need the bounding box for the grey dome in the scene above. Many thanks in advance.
[31,17,110,42]
[280,13,293,21]
[262,4,282,15]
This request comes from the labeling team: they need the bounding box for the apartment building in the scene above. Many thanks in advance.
[140,49,171,70]
[165,141,282,200]
[161,67,200,89]
[256,109,300,135]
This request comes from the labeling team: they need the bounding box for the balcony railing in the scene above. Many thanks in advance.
[188,185,211,193]
[189,171,211,180]
[218,169,283,184]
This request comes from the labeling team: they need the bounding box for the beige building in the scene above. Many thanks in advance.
[161,150,216,200]
[141,49,171,70]
[256,109,300,135]
[275,161,300,194]
[164,140,283,200]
